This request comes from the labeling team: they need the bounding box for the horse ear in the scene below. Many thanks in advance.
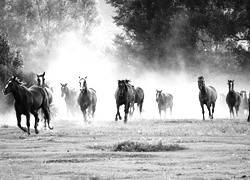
[65,83,68,86]
[43,72,45,76]
[85,76,87,79]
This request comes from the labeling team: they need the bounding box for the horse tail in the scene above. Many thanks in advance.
[42,90,54,130]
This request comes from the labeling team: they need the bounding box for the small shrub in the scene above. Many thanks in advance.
[1,124,9,128]
[113,140,187,152]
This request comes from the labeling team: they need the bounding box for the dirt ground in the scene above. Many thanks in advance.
[0,117,249,180]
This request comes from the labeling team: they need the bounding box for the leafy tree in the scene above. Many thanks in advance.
[107,0,250,72]
[0,0,101,70]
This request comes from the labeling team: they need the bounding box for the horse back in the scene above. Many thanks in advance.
[89,88,97,106]
[226,91,242,107]
[163,93,173,107]
[208,86,217,102]
[44,87,53,104]
[135,87,144,103]
[28,86,47,109]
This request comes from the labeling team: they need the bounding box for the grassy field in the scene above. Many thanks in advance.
[0,117,249,180]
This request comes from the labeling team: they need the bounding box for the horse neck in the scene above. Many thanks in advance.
[158,94,165,103]
[228,86,235,94]
[200,85,208,93]
[12,85,26,102]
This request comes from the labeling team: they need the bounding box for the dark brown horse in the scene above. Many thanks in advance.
[198,76,217,120]
[226,80,242,118]
[61,83,79,117]
[130,86,144,116]
[115,80,135,123]
[77,76,97,124]
[156,90,173,119]
[2,76,53,135]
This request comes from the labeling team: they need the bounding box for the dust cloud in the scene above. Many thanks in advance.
[1,31,250,127]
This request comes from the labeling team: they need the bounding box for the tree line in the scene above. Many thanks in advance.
[0,0,100,113]
[106,0,250,75]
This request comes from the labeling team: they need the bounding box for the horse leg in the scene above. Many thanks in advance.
[25,113,31,135]
[170,106,173,115]
[41,105,53,130]
[248,100,250,122]
[115,104,122,121]
[200,103,205,120]
[235,106,240,117]
[124,103,130,124]
[211,103,215,119]
[138,102,142,116]
[129,102,134,117]
[229,106,234,118]
[31,110,39,134]
[159,109,161,119]
[16,112,27,133]
[81,108,87,124]
[92,105,96,119]
[206,104,212,119]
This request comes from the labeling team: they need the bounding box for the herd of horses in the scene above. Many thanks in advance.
[198,76,250,121]
[2,74,250,135]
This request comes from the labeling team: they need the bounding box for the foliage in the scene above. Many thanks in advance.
[0,34,36,114]
[0,0,101,70]
[107,0,250,73]
[113,140,187,152]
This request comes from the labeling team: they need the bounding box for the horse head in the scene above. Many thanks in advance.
[198,76,205,90]
[36,72,45,88]
[156,89,163,103]
[3,76,23,95]
[117,80,127,97]
[79,76,87,93]
[227,80,234,92]
[240,90,246,98]
[60,83,68,97]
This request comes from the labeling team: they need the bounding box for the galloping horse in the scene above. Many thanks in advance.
[60,83,79,117]
[198,76,217,120]
[226,80,242,118]
[36,72,53,105]
[115,80,135,123]
[130,86,144,116]
[239,90,248,116]
[77,76,97,124]
[36,72,53,127]
[156,90,173,119]
[2,76,53,135]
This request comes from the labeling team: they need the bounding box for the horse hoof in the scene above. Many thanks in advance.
[35,129,39,134]
[22,127,27,132]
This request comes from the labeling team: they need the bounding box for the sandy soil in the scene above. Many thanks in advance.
[0,117,249,180]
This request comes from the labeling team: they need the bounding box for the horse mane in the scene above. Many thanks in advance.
[198,76,204,81]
